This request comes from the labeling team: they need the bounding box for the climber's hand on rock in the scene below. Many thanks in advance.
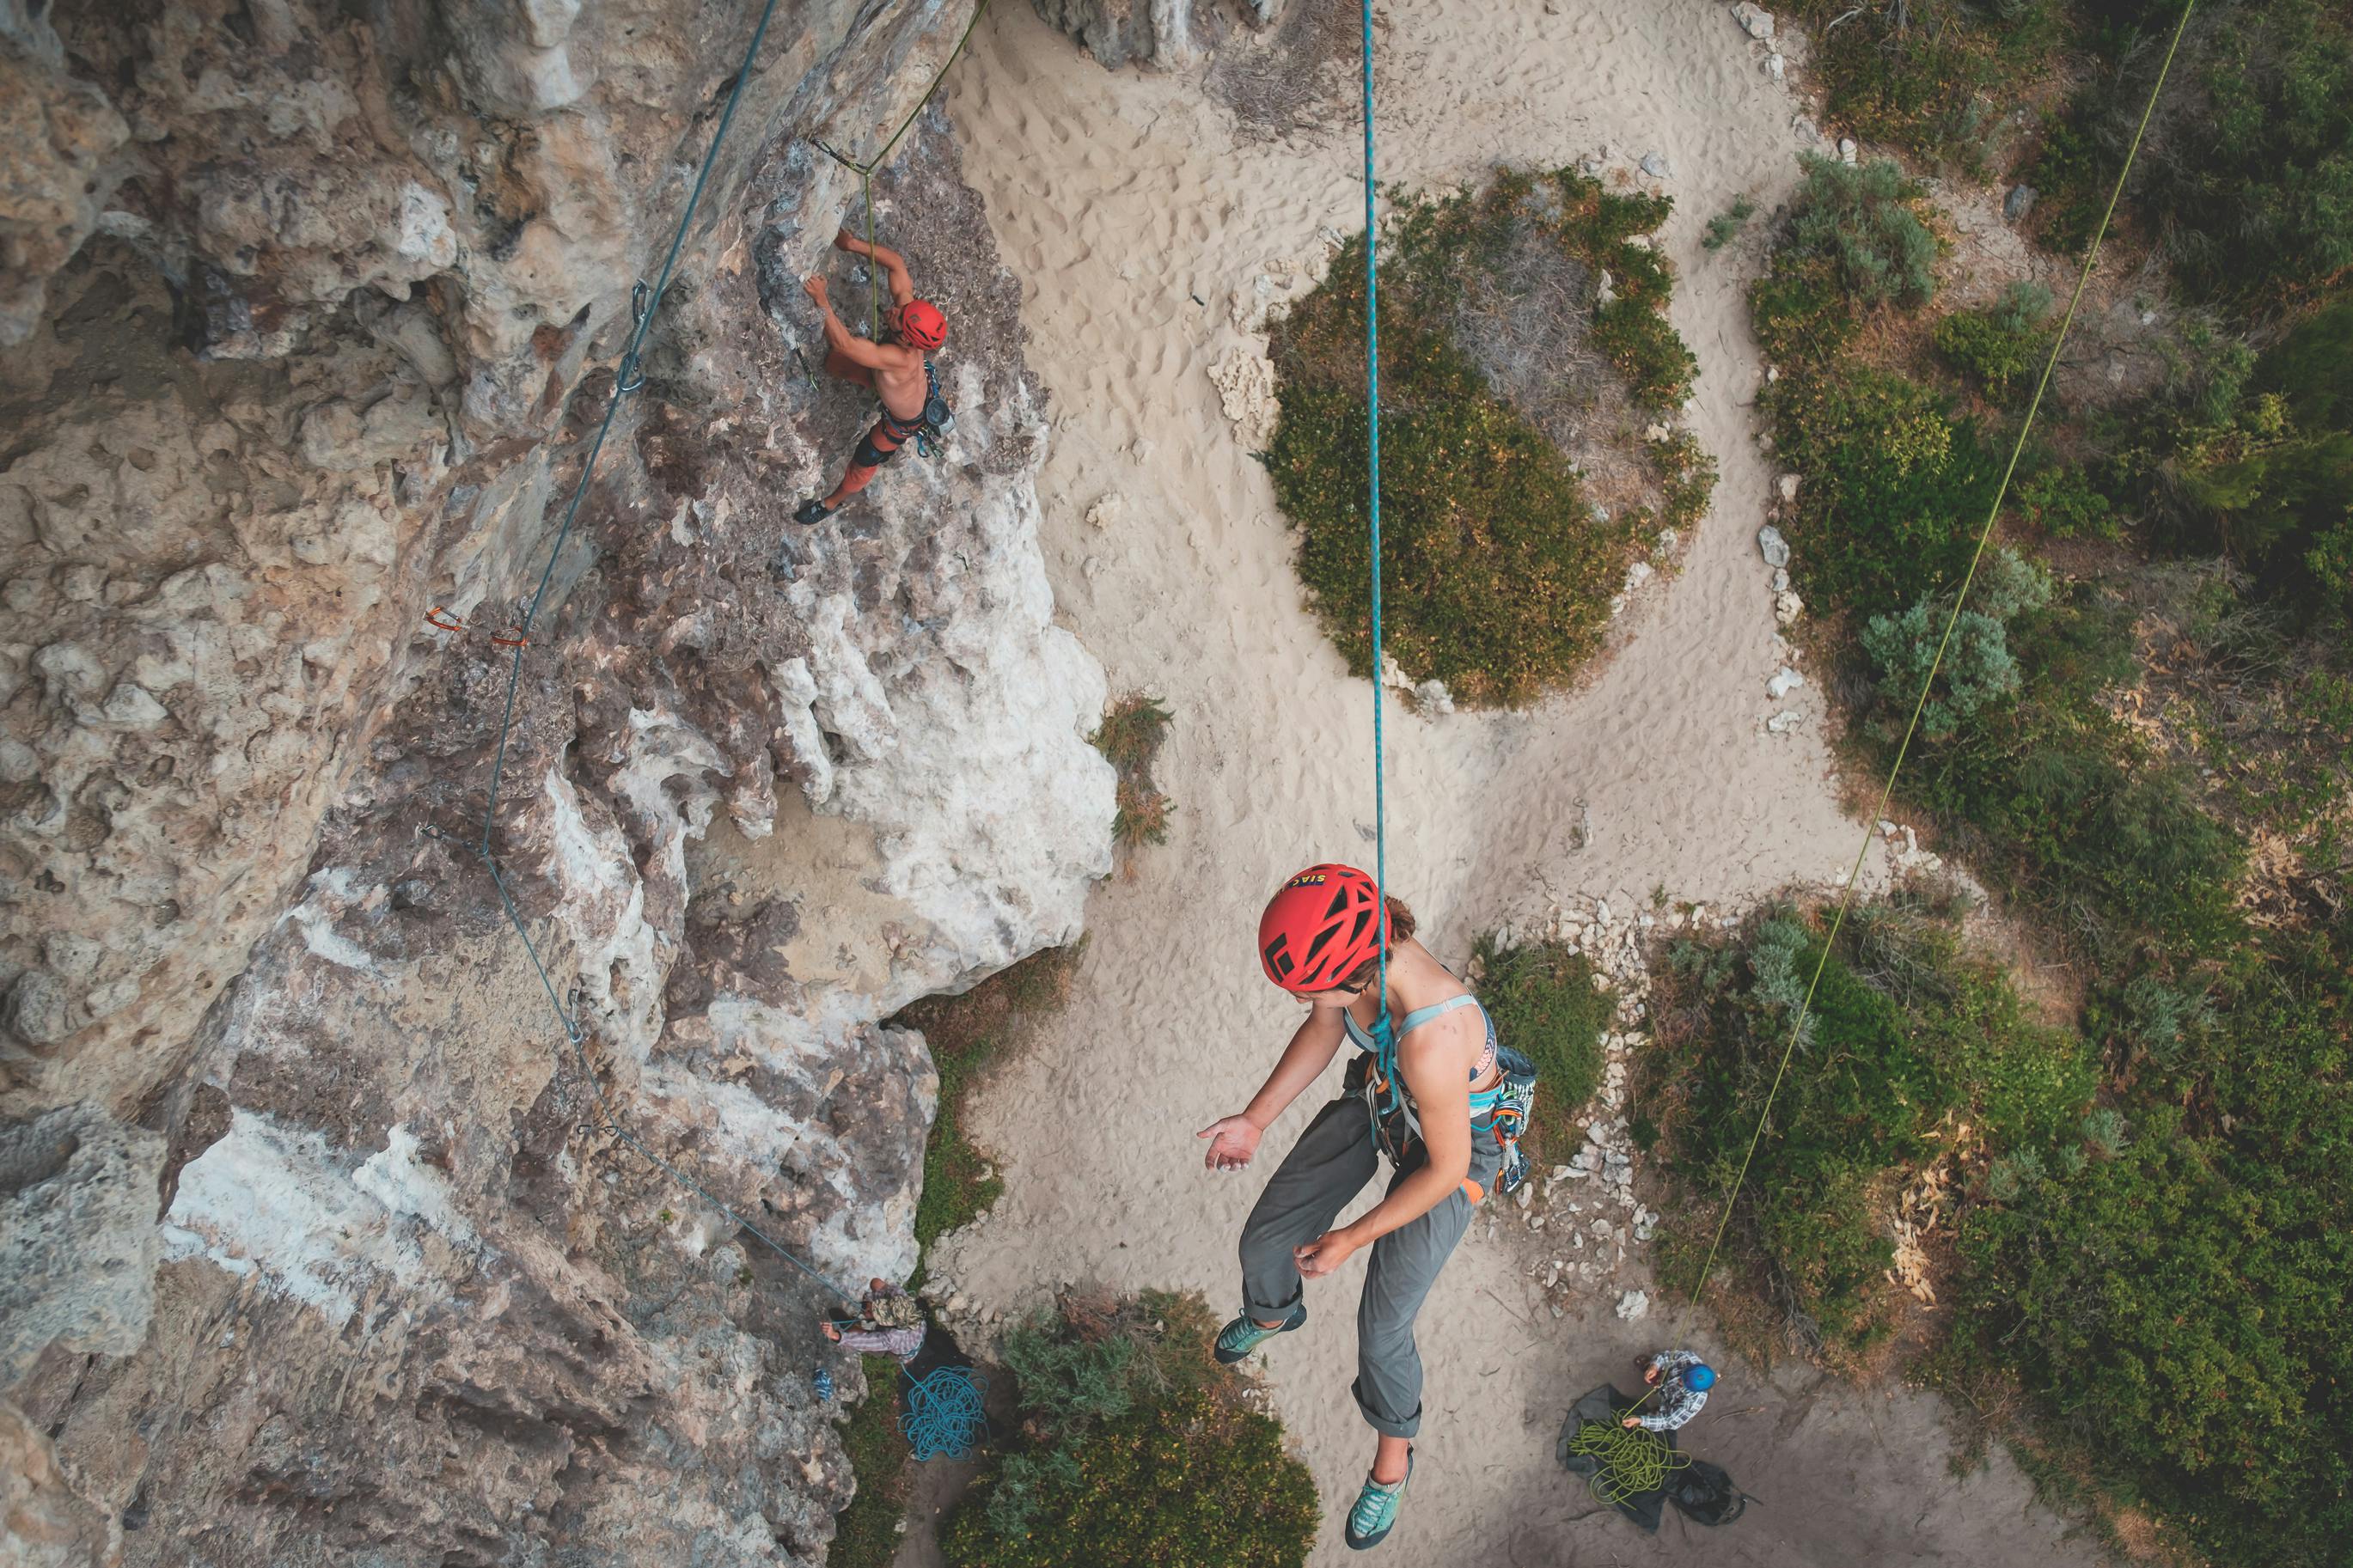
[804,275,829,307]
[1197,1115,1262,1173]
[1293,1229,1358,1278]
[834,228,867,254]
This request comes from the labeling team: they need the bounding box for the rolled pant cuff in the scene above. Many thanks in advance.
[1352,1377,1421,1439]
[1241,1286,1305,1325]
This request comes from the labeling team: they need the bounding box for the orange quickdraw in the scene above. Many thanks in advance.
[425,607,530,648]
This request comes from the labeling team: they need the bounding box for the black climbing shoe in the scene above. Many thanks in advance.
[794,498,834,526]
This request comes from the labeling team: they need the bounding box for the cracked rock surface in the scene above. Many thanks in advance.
[1,2,1111,1561]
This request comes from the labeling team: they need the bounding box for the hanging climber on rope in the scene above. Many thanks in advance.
[793,227,952,527]
[1198,865,1538,1551]
[1623,1349,1715,1432]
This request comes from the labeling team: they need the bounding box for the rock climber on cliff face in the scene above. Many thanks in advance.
[1197,865,1540,1551]
[794,227,949,527]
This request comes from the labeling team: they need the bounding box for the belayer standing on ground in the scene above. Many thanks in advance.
[1622,1348,1715,1432]
[1198,864,1537,1551]
[821,1277,928,1364]
[795,227,950,526]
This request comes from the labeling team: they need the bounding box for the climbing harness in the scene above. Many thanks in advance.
[900,1365,989,1461]
[1563,1417,1692,1507]
[913,359,956,457]
[1347,993,1539,1194]
[1661,0,2203,1352]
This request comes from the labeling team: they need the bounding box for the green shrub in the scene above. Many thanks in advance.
[2156,302,2353,624]
[1268,168,1709,705]
[1955,925,2353,1568]
[1093,692,1176,850]
[829,1357,911,1568]
[1654,900,2095,1350]
[1860,549,2054,741]
[2034,0,2353,304]
[1787,0,2070,167]
[1861,580,2246,964]
[2014,463,2119,540]
[1472,935,1611,1162]
[943,1290,1317,1568]
[1933,283,2055,400]
[2150,0,2353,303]
[890,943,1087,1261]
[1764,365,2002,619]
[1702,196,1757,252]
[1753,156,1940,369]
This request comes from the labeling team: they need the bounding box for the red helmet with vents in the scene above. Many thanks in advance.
[1259,863,1388,992]
[897,298,947,350]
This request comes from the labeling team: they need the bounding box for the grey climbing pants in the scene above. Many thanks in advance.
[1238,1088,1502,1439]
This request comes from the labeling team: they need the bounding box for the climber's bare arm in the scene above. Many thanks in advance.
[834,229,917,306]
[804,277,890,369]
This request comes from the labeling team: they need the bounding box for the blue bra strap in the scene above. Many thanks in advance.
[1394,993,1482,1037]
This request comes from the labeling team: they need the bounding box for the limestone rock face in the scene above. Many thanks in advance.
[1030,0,1280,70]
[0,1103,166,1385]
[0,1,1112,1560]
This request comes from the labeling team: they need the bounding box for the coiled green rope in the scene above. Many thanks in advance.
[1565,1416,1692,1505]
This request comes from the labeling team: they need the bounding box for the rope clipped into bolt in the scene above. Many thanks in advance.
[1565,1416,1692,1506]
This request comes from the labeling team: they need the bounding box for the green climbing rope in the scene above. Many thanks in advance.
[1564,1417,1693,1506]
[813,0,995,338]
[1663,0,2203,1353]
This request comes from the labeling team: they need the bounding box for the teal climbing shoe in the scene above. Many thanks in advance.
[1344,1448,1413,1550]
[1213,1303,1305,1364]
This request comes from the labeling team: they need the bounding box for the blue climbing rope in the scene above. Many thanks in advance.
[900,1365,989,1461]
[1360,0,1387,1004]
[424,0,860,1309]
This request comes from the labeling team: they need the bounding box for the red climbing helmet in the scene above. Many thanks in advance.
[897,298,947,350]
[1259,863,1389,992]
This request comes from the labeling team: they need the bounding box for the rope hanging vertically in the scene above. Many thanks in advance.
[812,0,996,339]
[1659,0,2201,1361]
[1360,0,1388,1003]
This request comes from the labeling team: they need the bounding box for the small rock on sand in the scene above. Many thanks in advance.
[1640,151,1671,179]
[1616,1290,1650,1321]
[2005,184,2037,223]
[1777,473,1800,503]
[1757,524,1789,568]
[1766,666,1804,700]
[1838,137,1859,165]
[1733,3,1775,40]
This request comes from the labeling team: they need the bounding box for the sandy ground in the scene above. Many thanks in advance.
[908,2,2107,1563]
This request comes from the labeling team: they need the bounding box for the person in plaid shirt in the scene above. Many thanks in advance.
[1622,1349,1716,1432]
[822,1278,927,1363]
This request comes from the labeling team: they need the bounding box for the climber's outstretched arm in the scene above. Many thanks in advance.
[834,228,917,306]
[804,276,889,369]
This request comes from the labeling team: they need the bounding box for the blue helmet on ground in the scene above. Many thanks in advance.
[1685,1363,1716,1391]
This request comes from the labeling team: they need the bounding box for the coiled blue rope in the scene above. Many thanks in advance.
[900,1365,988,1461]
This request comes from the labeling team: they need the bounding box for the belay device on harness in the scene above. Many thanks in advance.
[914,359,954,457]
[1349,997,1540,1197]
